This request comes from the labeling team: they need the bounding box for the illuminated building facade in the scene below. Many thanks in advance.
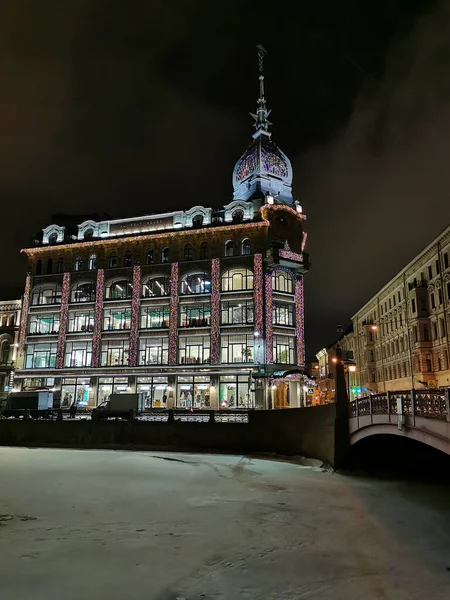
[0,300,21,399]
[14,53,309,409]
[352,225,450,393]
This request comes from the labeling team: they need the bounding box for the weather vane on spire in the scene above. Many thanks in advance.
[251,45,271,136]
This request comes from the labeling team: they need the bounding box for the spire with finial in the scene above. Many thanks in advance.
[250,45,272,137]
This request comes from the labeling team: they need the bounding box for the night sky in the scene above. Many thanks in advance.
[1,0,448,357]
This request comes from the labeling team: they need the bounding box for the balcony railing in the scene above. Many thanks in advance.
[349,389,448,421]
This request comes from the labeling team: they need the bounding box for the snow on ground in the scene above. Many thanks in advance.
[0,447,449,600]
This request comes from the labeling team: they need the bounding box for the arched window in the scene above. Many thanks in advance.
[57,257,63,273]
[48,233,58,245]
[241,238,251,255]
[192,215,203,228]
[89,254,96,270]
[161,247,169,263]
[272,270,294,294]
[180,273,211,295]
[31,284,62,306]
[184,244,193,261]
[146,249,153,265]
[105,280,133,300]
[8,314,15,327]
[36,260,42,275]
[225,241,233,257]
[221,268,254,292]
[75,257,83,272]
[46,259,53,274]
[70,282,96,303]
[124,251,132,267]
[232,209,244,223]
[84,228,94,241]
[109,253,117,268]
[1,340,11,364]
[142,276,171,298]
[200,242,209,260]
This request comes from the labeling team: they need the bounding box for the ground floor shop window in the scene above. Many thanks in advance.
[61,377,91,407]
[177,376,210,408]
[22,377,55,391]
[97,376,129,404]
[219,375,252,409]
[136,376,168,408]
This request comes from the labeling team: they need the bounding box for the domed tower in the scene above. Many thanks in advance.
[232,46,294,204]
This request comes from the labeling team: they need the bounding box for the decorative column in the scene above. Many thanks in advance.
[210,258,221,364]
[265,271,273,364]
[18,273,31,357]
[295,277,305,367]
[253,254,264,364]
[128,265,141,367]
[168,262,179,365]
[91,269,105,368]
[56,272,70,369]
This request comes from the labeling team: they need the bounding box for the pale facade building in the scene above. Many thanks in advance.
[352,225,450,393]
[0,300,21,398]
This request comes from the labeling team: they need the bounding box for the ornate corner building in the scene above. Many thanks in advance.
[14,56,309,410]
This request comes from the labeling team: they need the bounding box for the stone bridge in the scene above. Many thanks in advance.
[349,389,450,455]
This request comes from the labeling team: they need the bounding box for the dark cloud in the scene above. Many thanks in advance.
[0,0,445,358]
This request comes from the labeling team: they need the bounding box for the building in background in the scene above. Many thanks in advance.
[316,327,356,403]
[13,52,309,410]
[0,300,21,398]
[352,225,450,393]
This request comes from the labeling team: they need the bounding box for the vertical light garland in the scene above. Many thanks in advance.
[253,254,264,364]
[168,262,179,365]
[295,277,305,367]
[265,271,273,364]
[210,258,221,364]
[91,269,104,367]
[56,272,70,369]
[18,273,31,357]
[129,265,141,366]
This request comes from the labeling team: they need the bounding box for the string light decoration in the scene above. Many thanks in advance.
[56,272,70,369]
[301,231,308,253]
[265,271,273,364]
[18,273,31,356]
[21,221,268,256]
[91,269,104,367]
[168,262,179,365]
[260,203,307,224]
[253,254,264,363]
[295,277,305,367]
[210,258,220,364]
[279,240,303,263]
[128,265,141,367]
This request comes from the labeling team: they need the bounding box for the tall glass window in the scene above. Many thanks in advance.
[109,253,117,268]
[184,244,193,261]
[142,277,170,297]
[161,247,169,263]
[89,254,96,270]
[180,273,211,295]
[25,343,57,369]
[199,242,209,259]
[139,337,168,365]
[124,251,132,267]
[146,249,153,264]
[136,377,169,408]
[273,335,295,364]
[221,334,254,364]
[64,342,92,368]
[103,308,131,330]
[140,305,170,329]
[272,271,294,294]
[61,378,91,408]
[219,375,252,409]
[176,376,210,408]
[70,282,96,303]
[105,280,133,300]
[101,340,129,366]
[273,302,294,326]
[28,313,60,335]
[225,240,233,257]
[241,238,251,255]
[98,377,129,404]
[74,257,83,271]
[221,268,254,291]
[179,304,211,327]
[179,335,210,364]
[68,310,95,333]
[31,286,62,306]
[221,300,254,325]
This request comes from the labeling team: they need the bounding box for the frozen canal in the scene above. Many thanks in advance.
[0,447,449,599]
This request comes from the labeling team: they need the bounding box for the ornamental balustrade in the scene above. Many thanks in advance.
[349,389,449,421]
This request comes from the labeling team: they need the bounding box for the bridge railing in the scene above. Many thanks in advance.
[349,389,449,422]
